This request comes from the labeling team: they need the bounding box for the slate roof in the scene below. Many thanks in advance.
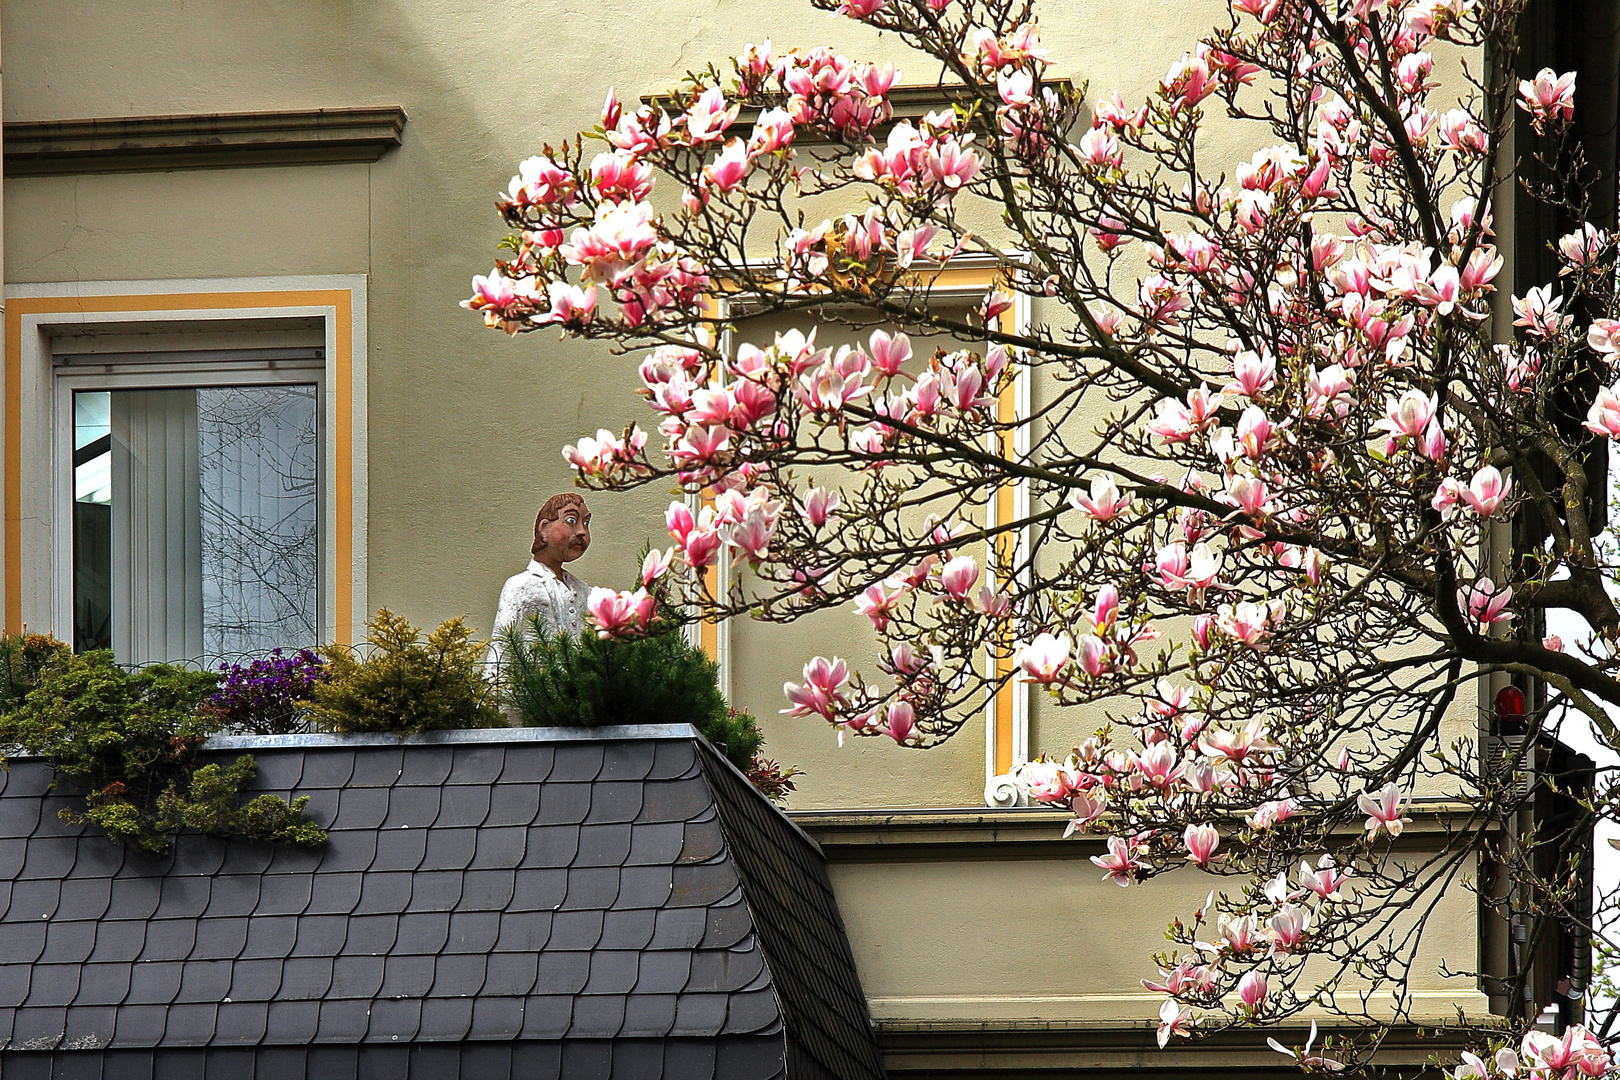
[0,725,885,1080]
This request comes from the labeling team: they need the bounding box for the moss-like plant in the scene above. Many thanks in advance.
[304,608,504,734]
[501,621,764,772]
[0,646,326,856]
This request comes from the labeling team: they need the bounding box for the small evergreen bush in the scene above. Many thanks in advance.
[502,621,764,771]
[304,608,504,734]
[0,645,326,855]
[0,632,69,713]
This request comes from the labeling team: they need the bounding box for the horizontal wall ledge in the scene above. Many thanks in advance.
[4,106,407,175]
[790,801,1491,861]
[873,1019,1471,1077]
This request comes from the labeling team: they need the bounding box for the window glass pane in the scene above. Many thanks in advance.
[197,385,319,657]
[73,391,113,652]
[72,384,319,664]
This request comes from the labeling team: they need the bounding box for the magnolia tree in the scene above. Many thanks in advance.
[466,0,1620,1072]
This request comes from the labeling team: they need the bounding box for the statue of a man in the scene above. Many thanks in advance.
[486,493,593,668]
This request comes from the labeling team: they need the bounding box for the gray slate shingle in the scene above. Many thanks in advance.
[0,729,879,1079]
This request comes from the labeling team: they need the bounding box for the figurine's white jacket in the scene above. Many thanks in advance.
[484,559,592,671]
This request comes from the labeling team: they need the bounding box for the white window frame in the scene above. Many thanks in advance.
[3,275,369,647]
[53,354,327,656]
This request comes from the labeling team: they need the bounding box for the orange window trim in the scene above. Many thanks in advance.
[4,290,355,643]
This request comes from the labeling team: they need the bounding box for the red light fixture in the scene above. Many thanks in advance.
[1495,685,1528,721]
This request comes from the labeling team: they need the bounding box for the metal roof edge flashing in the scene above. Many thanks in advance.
[691,736,824,858]
[199,723,702,752]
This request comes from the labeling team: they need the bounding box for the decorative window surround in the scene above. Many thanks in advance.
[691,255,1033,807]
[4,106,407,176]
[3,276,369,647]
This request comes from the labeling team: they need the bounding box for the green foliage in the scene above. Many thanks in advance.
[304,608,504,734]
[0,632,69,714]
[502,621,764,771]
[0,644,326,855]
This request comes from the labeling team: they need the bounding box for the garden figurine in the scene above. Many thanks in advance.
[485,493,593,671]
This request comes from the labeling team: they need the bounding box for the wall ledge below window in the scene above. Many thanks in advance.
[4,106,408,176]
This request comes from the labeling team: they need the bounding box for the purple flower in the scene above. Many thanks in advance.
[205,649,329,735]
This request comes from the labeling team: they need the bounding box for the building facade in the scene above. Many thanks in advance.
[0,1,1606,1074]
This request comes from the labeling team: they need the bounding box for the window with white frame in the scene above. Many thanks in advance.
[59,347,323,666]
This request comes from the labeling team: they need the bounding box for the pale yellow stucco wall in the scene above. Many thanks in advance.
[0,0,1503,1049]
[0,0,1481,814]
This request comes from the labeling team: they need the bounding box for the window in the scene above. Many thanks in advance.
[60,350,322,665]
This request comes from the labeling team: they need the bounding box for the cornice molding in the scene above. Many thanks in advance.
[642,80,1077,145]
[4,106,407,176]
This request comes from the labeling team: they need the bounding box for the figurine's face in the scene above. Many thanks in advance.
[541,505,591,563]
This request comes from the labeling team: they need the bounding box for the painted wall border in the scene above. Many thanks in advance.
[3,275,368,646]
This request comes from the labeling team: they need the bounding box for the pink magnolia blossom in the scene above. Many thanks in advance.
[506,154,577,207]
[1215,599,1283,648]
[1237,970,1268,1010]
[880,700,916,744]
[1299,855,1350,901]
[1225,350,1276,398]
[939,555,980,599]
[686,87,739,142]
[1151,542,1223,594]
[704,140,751,192]
[1511,284,1573,338]
[1092,834,1143,887]
[867,329,913,376]
[1459,466,1511,517]
[1358,782,1412,838]
[1583,386,1620,437]
[1076,126,1123,169]
[1267,1021,1345,1071]
[1063,790,1109,837]
[640,548,674,587]
[534,282,598,329]
[1559,223,1606,271]
[782,655,851,720]
[854,581,902,631]
[1017,633,1071,683]
[1588,319,1620,356]
[1544,634,1565,653]
[1418,419,1450,463]
[1183,823,1221,865]
[795,486,841,529]
[1458,577,1513,631]
[1266,903,1311,957]
[462,268,517,318]
[747,107,795,156]
[1246,798,1296,830]
[586,587,656,638]
[1375,389,1438,439]
[1069,475,1133,521]
[1518,68,1576,130]
[1156,998,1194,1048]
[1076,634,1112,677]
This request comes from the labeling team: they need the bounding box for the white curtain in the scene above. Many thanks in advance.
[110,389,203,665]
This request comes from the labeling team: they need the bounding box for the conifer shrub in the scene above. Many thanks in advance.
[501,620,764,772]
[304,608,504,734]
[0,642,326,855]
